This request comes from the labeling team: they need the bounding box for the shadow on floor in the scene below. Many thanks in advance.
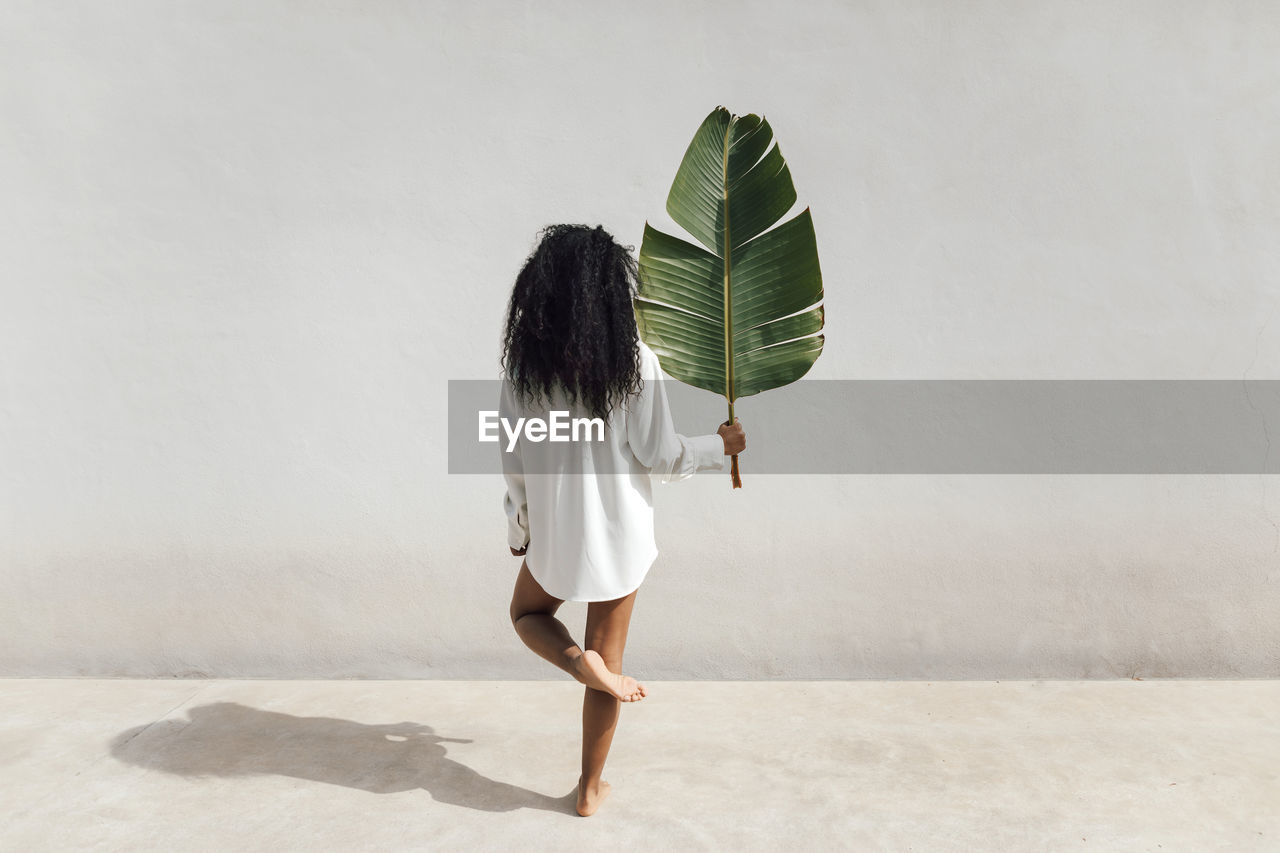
[109,701,576,814]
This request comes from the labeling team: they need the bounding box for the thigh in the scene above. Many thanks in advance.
[583,587,639,670]
[510,560,564,621]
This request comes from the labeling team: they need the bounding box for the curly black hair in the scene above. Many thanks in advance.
[500,223,644,421]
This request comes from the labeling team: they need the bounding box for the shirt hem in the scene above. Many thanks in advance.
[526,552,658,603]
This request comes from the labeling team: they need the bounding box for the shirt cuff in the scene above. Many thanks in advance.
[507,518,530,550]
[690,432,728,472]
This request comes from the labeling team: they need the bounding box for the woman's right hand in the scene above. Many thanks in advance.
[718,418,746,455]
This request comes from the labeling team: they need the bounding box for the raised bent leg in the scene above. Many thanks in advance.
[577,586,644,816]
[508,561,582,677]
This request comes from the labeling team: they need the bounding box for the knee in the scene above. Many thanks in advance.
[510,600,549,629]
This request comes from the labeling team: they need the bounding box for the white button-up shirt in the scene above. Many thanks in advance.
[500,341,727,601]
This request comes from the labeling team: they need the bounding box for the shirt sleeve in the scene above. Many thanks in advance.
[499,378,530,551]
[625,343,729,484]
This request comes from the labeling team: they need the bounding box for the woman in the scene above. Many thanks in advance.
[499,223,745,817]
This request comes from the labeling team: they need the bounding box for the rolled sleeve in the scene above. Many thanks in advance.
[499,378,531,551]
[504,490,530,550]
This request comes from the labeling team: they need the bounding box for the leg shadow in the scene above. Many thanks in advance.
[110,701,575,814]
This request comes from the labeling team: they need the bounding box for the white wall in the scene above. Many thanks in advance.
[2,0,1278,678]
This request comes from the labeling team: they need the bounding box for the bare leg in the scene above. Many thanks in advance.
[508,562,646,818]
[509,562,647,700]
[508,561,581,676]
[577,586,643,817]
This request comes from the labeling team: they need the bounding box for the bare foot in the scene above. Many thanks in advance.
[576,777,612,817]
[572,650,647,702]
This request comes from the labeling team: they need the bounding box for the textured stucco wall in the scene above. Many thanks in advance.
[2,0,1278,678]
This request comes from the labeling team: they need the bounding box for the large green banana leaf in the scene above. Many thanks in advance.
[635,105,824,486]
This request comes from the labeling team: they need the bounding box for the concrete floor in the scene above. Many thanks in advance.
[2,679,1277,852]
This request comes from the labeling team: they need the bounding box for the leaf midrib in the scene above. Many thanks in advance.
[721,119,734,404]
